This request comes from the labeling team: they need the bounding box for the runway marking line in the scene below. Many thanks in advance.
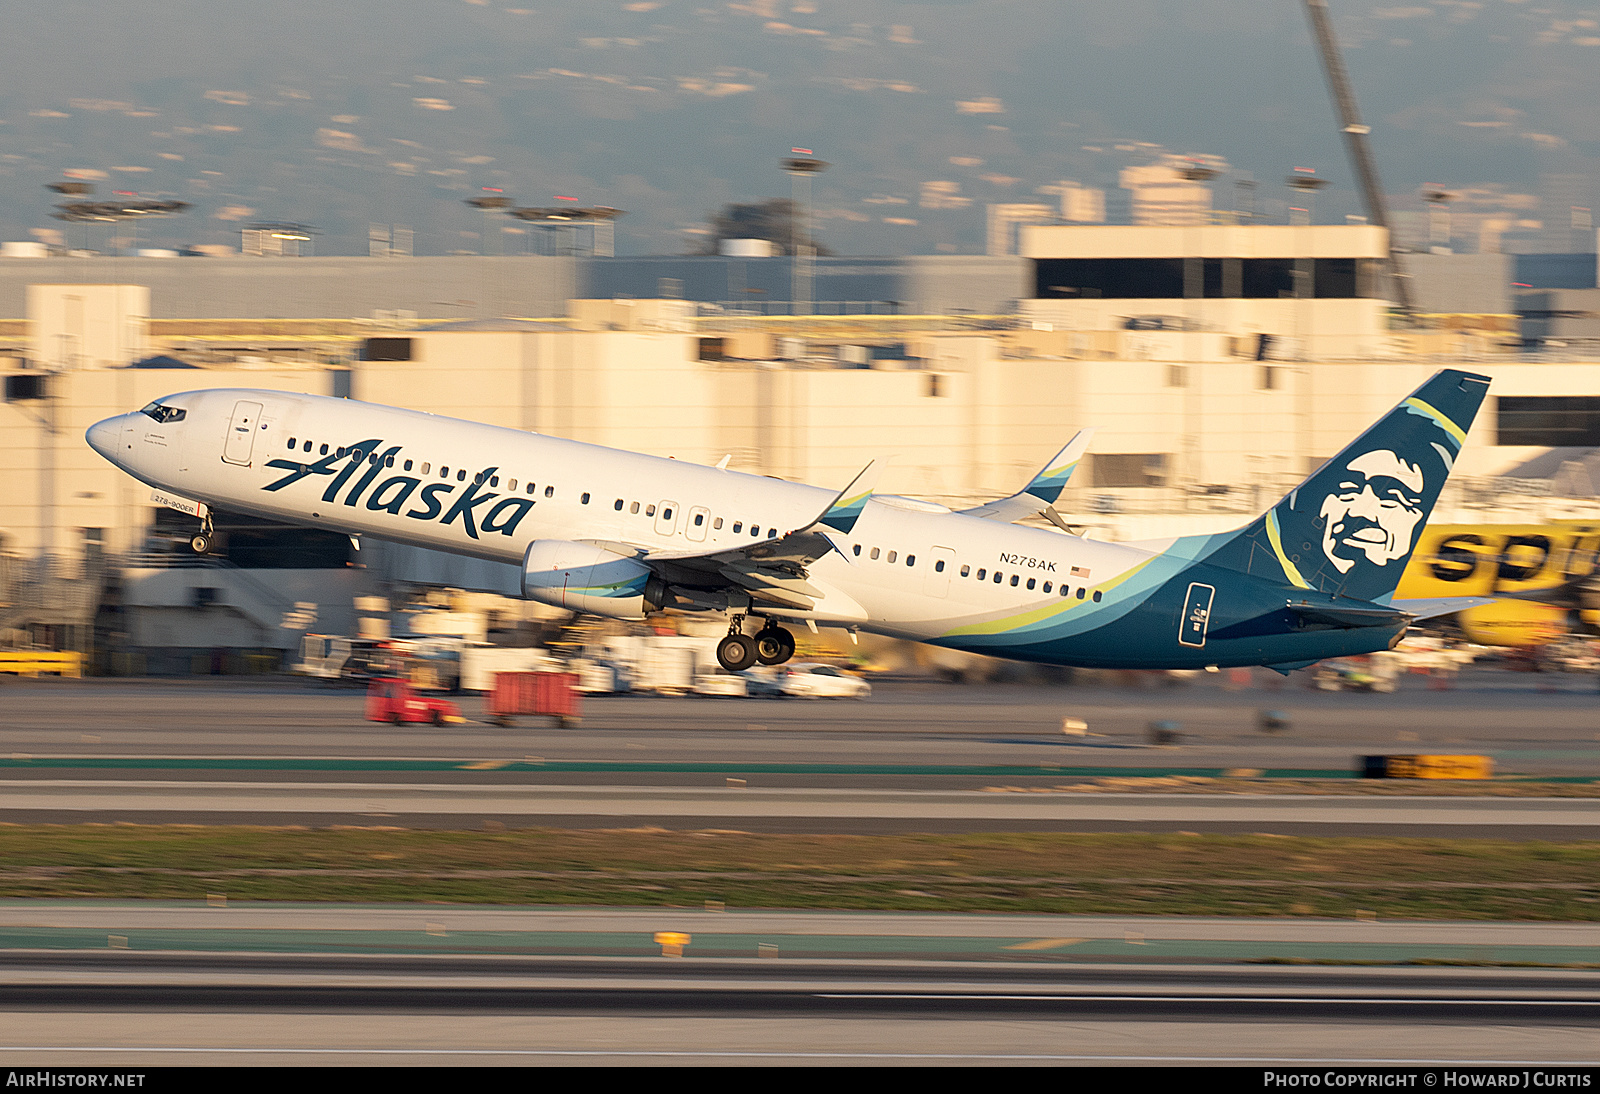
[1003,937,1086,950]
[816,993,1600,1006]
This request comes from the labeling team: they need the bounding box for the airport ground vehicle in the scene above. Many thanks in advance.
[486,670,582,727]
[364,678,465,725]
[692,666,784,698]
[778,662,872,699]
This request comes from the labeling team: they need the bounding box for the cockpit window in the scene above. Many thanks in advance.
[138,402,186,424]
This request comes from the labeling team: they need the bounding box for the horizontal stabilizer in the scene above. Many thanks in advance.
[1388,596,1497,620]
[1288,602,1410,629]
[960,430,1094,523]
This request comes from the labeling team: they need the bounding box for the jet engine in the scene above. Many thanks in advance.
[521,540,664,620]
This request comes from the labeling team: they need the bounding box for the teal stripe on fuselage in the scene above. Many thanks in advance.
[933,532,1226,651]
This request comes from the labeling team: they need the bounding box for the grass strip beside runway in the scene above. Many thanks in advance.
[1,827,1599,920]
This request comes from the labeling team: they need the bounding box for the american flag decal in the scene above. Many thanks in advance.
[1070,566,1091,578]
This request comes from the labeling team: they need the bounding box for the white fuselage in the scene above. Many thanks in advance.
[87,388,1160,646]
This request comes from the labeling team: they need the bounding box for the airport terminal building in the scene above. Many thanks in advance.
[4,225,1600,668]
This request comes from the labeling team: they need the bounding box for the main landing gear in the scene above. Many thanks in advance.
[716,615,797,672]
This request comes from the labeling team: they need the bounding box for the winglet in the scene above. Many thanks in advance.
[1022,429,1095,506]
[814,460,883,536]
[958,430,1095,523]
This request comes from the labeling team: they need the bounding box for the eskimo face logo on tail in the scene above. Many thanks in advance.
[1318,449,1426,575]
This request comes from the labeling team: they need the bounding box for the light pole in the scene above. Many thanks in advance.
[782,151,828,316]
[466,192,512,317]
[1286,169,1329,483]
[508,206,627,257]
[1178,163,1217,504]
[1424,186,1454,254]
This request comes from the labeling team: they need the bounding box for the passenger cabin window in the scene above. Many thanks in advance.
[887,551,897,563]
[581,493,591,505]
[713,517,723,530]
[526,483,536,495]
[994,572,1003,583]
[614,499,625,511]
[853,544,862,556]
[647,504,657,517]
[304,441,312,452]
[1043,582,1051,593]
[1026,578,1035,590]
[749,525,758,536]
[935,560,944,572]
[490,476,499,487]
[403,460,413,471]
[907,555,915,567]
[441,467,450,478]
[1010,575,1020,587]
[457,470,466,481]
[544,486,554,498]
[976,568,986,580]
[631,502,641,514]
[508,479,517,490]
[1076,588,1086,599]
[287,437,296,448]
[1093,591,1103,602]
[663,507,673,520]
[420,463,430,474]
[870,548,880,560]
[693,513,704,527]
[732,521,742,533]
[320,444,329,455]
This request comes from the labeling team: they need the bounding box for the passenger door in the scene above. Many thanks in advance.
[222,400,263,465]
[654,500,680,538]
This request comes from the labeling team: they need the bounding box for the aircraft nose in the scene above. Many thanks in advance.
[85,415,125,460]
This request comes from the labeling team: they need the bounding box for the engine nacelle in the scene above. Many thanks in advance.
[521,540,658,620]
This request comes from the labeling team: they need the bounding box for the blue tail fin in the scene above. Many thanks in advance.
[1205,369,1491,602]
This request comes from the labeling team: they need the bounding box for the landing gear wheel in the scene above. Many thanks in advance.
[755,627,796,666]
[190,533,212,555]
[716,633,759,672]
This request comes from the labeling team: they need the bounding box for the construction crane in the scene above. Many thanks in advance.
[1301,0,1414,314]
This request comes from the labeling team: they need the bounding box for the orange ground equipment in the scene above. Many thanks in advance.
[488,670,582,727]
[365,677,465,726]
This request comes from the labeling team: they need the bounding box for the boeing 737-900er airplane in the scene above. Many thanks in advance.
[86,368,1493,674]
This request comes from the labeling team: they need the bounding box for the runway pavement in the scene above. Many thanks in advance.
[5,778,1600,835]
[2,904,1598,1065]
[3,673,1599,777]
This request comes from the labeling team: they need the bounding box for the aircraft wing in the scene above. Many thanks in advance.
[586,461,884,611]
[958,430,1094,524]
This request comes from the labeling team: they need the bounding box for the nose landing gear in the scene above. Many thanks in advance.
[189,513,215,555]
